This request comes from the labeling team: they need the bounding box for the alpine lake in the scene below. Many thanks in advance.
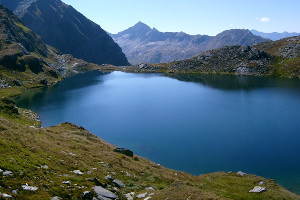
[15,71,300,194]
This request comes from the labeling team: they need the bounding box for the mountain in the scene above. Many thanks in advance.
[120,35,300,78]
[251,30,300,41]
[0,5,101,94]
[0,0,130,66]
[111,22,269,64]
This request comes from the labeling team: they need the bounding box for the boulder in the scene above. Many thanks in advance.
[113,148,133,157]
[93,186,118,199]
[249,186,267,193]
[112,179,125,188]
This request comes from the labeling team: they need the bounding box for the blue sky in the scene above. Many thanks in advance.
[61,0,300,36]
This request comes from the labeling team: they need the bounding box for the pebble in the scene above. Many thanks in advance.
[258,181,265,185]
[3,171,13,176]
[145,187,154,191]
[72,170,84,175]
[112,179,125,188]
[136,192,148,198]
[51,196,62,200]
[237,171,246,176]
[22,184,38,191]
[62,181,71,185]
[249,186,267,193]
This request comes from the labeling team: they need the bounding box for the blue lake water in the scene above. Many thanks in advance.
[15,71,300,194]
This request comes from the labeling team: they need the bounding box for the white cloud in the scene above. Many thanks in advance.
[260,17,270,23]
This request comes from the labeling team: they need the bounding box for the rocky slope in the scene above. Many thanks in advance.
[0,0,130,66]
[120,36,300,78]
[111,22,269,64]
[251,30,300,41]
[0,5,102,98]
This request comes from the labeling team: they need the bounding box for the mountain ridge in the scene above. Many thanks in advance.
[111,22,269,64]
[0,0,130,66]
[251,30,300,41]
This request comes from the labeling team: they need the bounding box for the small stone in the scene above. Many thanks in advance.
[41,165,49,169]
[126,172,132,177]
[237,171,246,176]
[113,179,125,188]
[145,187,154,191]
[249,186,267,193]
[136,192,147,198]
[93,186,118,199]
[124,193,134,200]
[105,175,113,181]
[22,184,38,191]
[2,193,12,198]
[62,181,71,185]
[82,191,93,199]
[51,197,62,200]
[3,171,13,176]
[12,190,18,195]
[258,181,265,185]
[72,170,84,175]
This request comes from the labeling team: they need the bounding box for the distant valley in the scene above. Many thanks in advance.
[111,22,269,64]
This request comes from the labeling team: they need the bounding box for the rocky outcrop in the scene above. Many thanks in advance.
[0,0,130,66]
[119,35,300,78]
[111,22,269,64]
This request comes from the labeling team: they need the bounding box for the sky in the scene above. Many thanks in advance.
[61,0,300,36]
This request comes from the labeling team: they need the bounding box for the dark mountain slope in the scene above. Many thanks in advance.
[0,5,101,99]
[0,0,130,66]
[111,22,269,64]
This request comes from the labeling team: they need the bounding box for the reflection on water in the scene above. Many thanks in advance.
[16,71,109,109]
[166,73,300,91]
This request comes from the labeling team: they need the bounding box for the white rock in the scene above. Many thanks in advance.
[258,181,265,185]
[72,170,84,175]
[22,184,38,191]
[3,171,13,176]
[145,187,154,191]
[237,171,246,176]
[249,186,267,193]
[0,169,3,173]
[124,193,134,200]
[136,192,148,198]
[41,165,49,169]
[2,193,12,198]
[144,197,152,200]
[12,190,18,195]
[51,197,62,200]
[62,181,71,185]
